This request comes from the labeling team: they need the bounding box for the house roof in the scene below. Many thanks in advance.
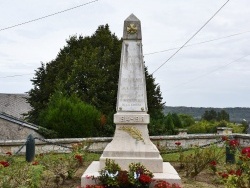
[0,112,39,131]
[0,93,32,119]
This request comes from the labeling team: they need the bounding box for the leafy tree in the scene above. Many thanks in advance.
[148,114,165,136]
[188,120,217,134]
[26,24,165,136]
[202,109,230,122]
[217,109,230,121]
[38,92,101,138]
[172,113,183,128]
[179,114,195,128]
[144,67,165,118]
[164,113,175,135]
[202,110,217,121]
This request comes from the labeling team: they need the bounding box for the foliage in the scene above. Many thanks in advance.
[171,113,183,128]
[187,120,214,134]
[98,159,153,188]
[174,142,184,169]
[217,110,230,122]
[149,113,186,136]
[202,109,218,121]
[164,113,177,135]
[217,144,250,187]
[37,126,58,138]
[227,124,246,134]
[187,120,246,134]
[0,141,88,188]
[148,113,165,136]
[202,109,230,122]
[178,144,224,178]
[178,114,195,128]
[26,24,165,137]
[38,92,101,138]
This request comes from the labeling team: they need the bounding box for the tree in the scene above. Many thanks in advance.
[217,110,230,122]
[179,114,195,127]
[202,110,217,121]
[164,113,175,135]
[172,113,183,128]
[38,92,101,138]
[201,109,230,122]
[26,24,165,135]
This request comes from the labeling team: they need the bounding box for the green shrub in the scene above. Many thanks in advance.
[228,124,246,133]
[38,92,101,138]
[181,145,223,177]
[187,121,215,134]
[0,141,89,188]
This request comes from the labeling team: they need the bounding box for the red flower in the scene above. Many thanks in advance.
[175,142,181,146]
[209,160,216,166]
[241,147,250,155]
[32,161,39,165]
[221,172,229,179]
[139,174,152,184]
[154,180,181,188]
[235,169,242,176]
[117,170,129,185]
[229,139,239,147]
[172,183,181,188]
[75,154,83,164]
[85,186,104,188]
[222,136,228,141]
[229,170,235,175]
[0,161,10,167]
[247,153,250,158]
[6,151,12,156]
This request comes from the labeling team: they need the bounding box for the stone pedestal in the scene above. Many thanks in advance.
[99,112,163,172]
[217,127,233,135]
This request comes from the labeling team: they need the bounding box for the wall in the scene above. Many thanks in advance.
[0,134,249,155]
[0,118,43,140]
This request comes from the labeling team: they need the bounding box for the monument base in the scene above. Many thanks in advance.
[81,161,181,188]
[99,123,164,172]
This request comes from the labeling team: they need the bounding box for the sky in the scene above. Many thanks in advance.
[0,0,250,108]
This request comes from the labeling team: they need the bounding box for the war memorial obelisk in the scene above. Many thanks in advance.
[81,14,181,187]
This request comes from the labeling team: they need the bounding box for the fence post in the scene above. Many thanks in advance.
[26,134,35,162]
[226,146,235,164]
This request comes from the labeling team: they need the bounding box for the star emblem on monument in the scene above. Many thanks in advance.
[127,23,137,34]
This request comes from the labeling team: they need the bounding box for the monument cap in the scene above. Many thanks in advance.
[123,14,142,40]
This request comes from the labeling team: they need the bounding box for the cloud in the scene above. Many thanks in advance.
[0,0,250,107]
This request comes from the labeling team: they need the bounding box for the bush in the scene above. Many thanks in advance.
[38,92,101,138]
[187,121,216,134]
[187,120,246,134]
[0,142,88,188]
[181,145,223,177]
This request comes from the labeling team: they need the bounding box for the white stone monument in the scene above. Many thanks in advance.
[81,14,181,187]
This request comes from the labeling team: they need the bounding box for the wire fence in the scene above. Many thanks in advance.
[12,135,230,156]
[14,136,73,155]
[160,139,225,154]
